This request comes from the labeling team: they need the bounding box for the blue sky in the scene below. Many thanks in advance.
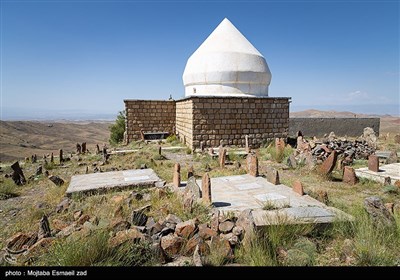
[1,0,399,119]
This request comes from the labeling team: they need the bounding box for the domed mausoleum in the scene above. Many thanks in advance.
[124,18,290,150]
[183,18,271,97]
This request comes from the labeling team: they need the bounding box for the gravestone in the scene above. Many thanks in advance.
[292,180,304,195]
[320,151,338,175]
[343,166,358,185]
[173,163,181,188]
[11,161,26,186]
[246,154,258,177]
[368,155,379,172]
[76,143,81,154]
[245,135,250,153]
[186,177,201,200]
[201,173,211,204]
[59,149,64,164]
[81,142,87,154]
[267,168,280,185]
[219,148,226,168]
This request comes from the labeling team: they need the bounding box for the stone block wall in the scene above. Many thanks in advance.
[175,99,194,148]
[124,100,176,143]
[289,118,380,137]
[175,96,290,150]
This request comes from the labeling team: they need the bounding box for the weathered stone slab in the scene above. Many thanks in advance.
[320,151,337,175]
[66,169,163,196]
[355,163,400,184]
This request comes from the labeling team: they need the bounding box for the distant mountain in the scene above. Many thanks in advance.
[290,109,393,118]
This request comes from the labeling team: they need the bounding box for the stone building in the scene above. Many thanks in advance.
[124,18,290,150]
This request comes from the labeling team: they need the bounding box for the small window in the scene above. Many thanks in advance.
[193,87,196,94]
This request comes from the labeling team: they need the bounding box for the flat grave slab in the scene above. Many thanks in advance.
[196,174,352,226]
[355,163,400,184]
[66,169,163,196]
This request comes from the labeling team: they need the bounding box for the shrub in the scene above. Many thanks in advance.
[109,110,126,145]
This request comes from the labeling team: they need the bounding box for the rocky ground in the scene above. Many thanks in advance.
[0,129,399,266]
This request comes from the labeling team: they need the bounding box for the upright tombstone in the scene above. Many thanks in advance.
[246,154,258,177]
[343,166,358,185]
[81,142,87,154]
[187,165,194,179]
[199,141,204,152]
[292,180,304,196]
[76,143,81,154]
[173,163,181,188]
[31,154,37,163]
[219,147,226,168]
[267,168,280,185]
[245,135,250,153]
[201,173,211,204]
[158,145,162,156]
[50,153,54,164]
[368,155,379,172]
[11,161,26,185]
[59,149,64,164]
[320,151,338,175]
[275,138,285,153]
[96,144,101,155]
[38,215,51,239]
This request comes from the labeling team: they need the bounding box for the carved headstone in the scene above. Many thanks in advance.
[368,155,379,172]
[320,151,338,175]
[96,144,100,155]
[267,168,280,185]
[59,149,63,164]
[201,173,211,204]
[76,143,81,154]
[343,166,358,185]
[35,165,43,176]
[245,135,250,153]
[50,153,54,163]
[292,180,304,195]
[38,215,51,239]
[219,148,226,168]
[246,154,258,177]
[158,145,162,156]
[11,161,26,185]
[186,177,201,200]
[81,142,87,154]
[173,163,181,188]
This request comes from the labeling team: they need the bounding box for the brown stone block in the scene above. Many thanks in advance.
[368,155,379,172]
[343,166,358,185]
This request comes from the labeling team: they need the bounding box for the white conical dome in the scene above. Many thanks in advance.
[182,18,271,97]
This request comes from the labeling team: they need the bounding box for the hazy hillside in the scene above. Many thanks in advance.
[0,121,112,162]
[290,109,392,118]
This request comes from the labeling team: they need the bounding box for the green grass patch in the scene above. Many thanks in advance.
[35,230,157,266]
[0,179,19,200]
